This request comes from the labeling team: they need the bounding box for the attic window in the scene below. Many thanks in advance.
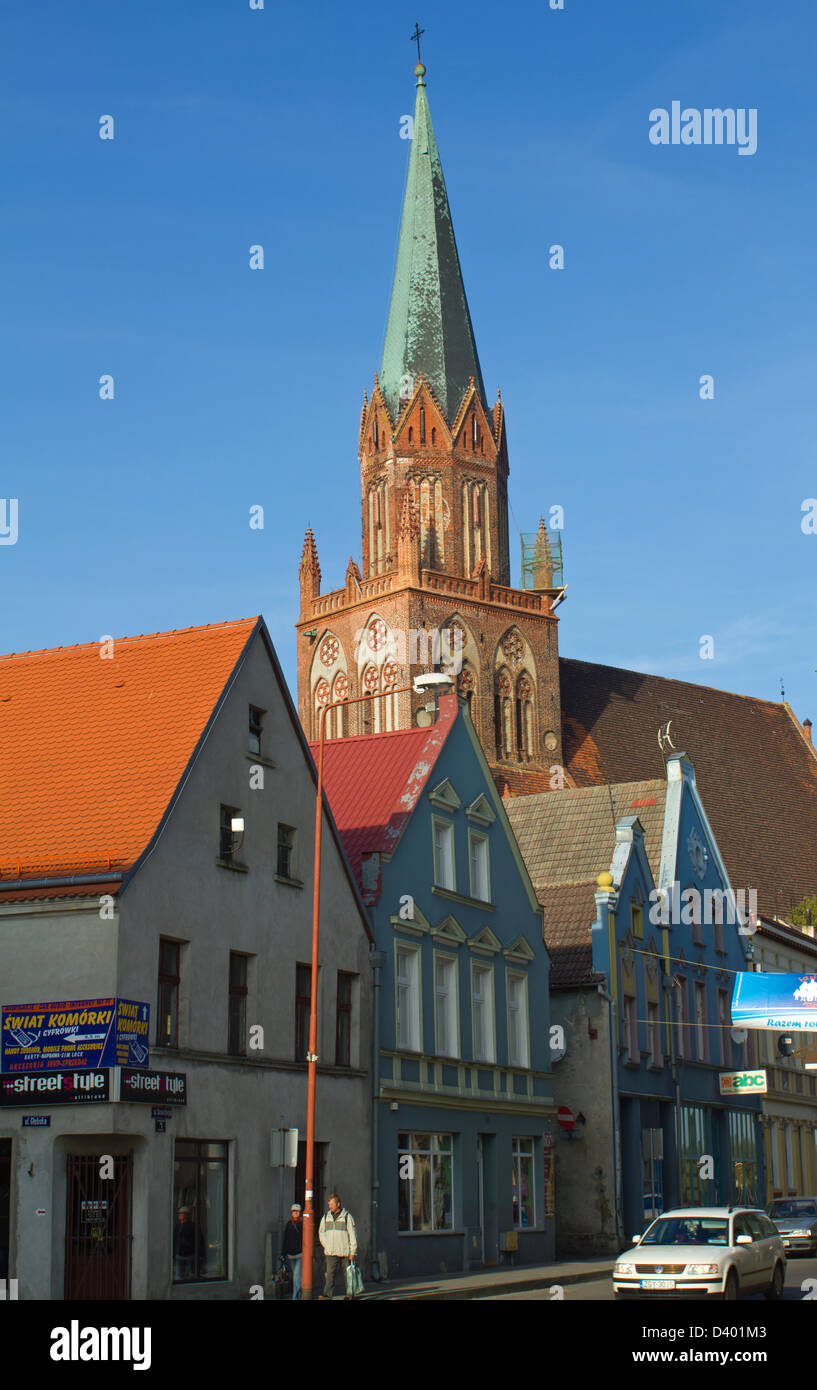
[420,407,426,444]
[373,416,379,447]
[472,415,479,447]
[431,427,436,445]
[249,705,265,755]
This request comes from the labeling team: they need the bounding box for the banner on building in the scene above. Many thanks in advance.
[0,1068,111,1106]
[731,973,817,1030]
[1,998,150,1071]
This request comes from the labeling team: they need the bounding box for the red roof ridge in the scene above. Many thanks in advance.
[0,616,260,664]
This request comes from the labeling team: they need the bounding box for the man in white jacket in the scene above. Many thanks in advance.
[318,1192,358,1300]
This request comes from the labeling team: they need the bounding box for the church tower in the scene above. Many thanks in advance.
[296,62,565,793]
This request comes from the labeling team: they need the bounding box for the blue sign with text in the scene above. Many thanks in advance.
[732,973,817,1030]
[1,998,150,1071]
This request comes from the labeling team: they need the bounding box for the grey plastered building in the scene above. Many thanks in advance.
[0,617,372,1299]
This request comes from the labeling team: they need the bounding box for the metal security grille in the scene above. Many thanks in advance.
[64,1153,133,1300]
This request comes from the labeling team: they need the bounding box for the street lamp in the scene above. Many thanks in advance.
[300,669,455,1299]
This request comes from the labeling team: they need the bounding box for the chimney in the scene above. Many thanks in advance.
[804,718,813,745]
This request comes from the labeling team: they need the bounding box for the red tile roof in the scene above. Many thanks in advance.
[0,619,258,886]
[560,657,817,920]
[309,692,458,891]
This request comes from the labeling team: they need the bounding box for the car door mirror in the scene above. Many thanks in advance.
[631,1235,642,1245]
[735,1234,752,1245]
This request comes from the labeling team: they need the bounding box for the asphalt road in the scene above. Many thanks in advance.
[477,1254,817,1301]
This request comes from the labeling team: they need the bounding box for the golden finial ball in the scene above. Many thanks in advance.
[415,63,426,76]
[597,871,614,890]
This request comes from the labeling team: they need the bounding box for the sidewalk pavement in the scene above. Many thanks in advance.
[359,1256,615,1301]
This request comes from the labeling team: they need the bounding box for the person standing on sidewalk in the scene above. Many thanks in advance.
[318,1193,357,1300]
[282,1203,303,1300]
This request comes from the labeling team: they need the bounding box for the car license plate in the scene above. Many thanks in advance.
[641,1278,675,1289]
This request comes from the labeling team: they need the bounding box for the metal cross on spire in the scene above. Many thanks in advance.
[410,21,425,64]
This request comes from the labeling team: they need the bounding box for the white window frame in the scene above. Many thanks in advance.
[434,952,459,1058]
[471,961,495,1063]
[468,829,490,902]
[395,942,421,1052]
[432,816,455,892]
[506,970,529,1068]
[397,1132,454,1232]
[512,1135,537,1230]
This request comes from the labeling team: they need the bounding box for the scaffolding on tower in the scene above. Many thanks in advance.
[520,524,564,591]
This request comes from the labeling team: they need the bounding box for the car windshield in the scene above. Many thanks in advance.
[641,1217,728,1246]
[768,1200,817,1219]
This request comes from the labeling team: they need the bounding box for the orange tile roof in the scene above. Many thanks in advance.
[0,619,259,885]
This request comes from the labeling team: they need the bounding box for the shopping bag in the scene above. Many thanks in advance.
[345,1261,364,1297]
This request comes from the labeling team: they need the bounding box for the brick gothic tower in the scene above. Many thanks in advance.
[296,63,565,793]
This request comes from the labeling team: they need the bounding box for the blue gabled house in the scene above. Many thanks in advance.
[507,752,765,1256]
[313,690,555,1278]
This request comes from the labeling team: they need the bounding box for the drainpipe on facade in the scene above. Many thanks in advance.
[597,985,624,1249]
[369,948,387,1280]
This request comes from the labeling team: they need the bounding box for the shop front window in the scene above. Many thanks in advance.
[173,1141,228,1282]
[512,1136,535,1228]
[397,1133,453,1232]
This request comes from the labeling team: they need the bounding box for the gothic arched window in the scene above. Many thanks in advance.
[494,670,512,759]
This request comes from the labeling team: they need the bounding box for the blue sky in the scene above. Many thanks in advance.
[2,0,815,727]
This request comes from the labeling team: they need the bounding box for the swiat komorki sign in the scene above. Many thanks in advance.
[0,1066,187,1106]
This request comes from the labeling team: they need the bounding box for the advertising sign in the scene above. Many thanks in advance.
[0,1068,111,1106]
[119,1069,186,1104]
[719,1069,767,1096]
[1,998,150,1071]
[731,973,817,1030]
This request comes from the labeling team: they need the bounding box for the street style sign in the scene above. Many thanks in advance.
[731,973,817,1030]
[0,1069,111,1106]
[719,1069,767,1095]
[118,1069,186,1104]
[1,998,150,1071]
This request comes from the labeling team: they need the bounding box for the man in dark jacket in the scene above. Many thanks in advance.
[282,1203,303,1300]
[173,1206,196,1282]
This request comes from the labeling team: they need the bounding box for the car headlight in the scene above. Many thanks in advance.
[615,1262,636,1275]
[686,1264,719,1275]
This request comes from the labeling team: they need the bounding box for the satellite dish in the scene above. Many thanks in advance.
[731,1027,748,1045]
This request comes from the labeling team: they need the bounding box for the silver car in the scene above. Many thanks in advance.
[767,1197,817,1256]
[613,1206,786,1300]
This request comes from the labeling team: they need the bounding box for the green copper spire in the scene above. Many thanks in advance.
[380,64,487,424]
